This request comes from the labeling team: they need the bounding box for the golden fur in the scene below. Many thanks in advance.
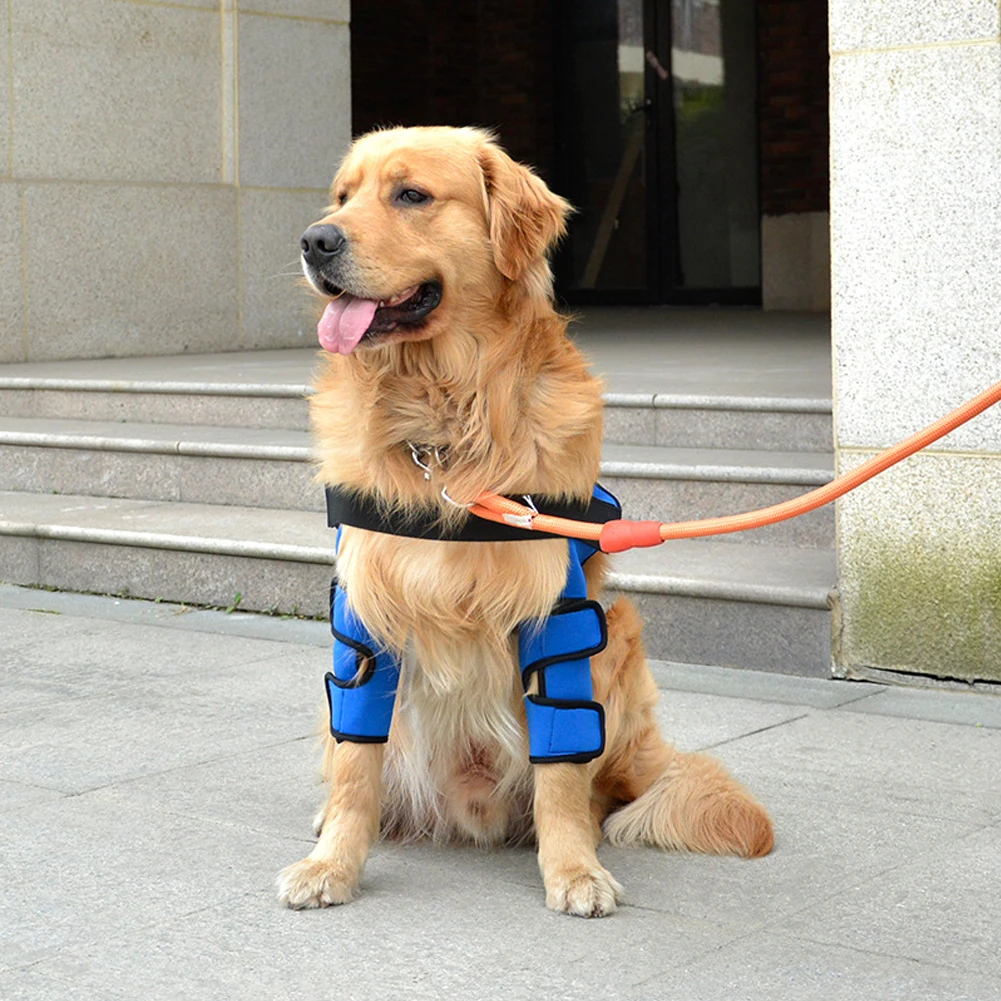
[277,126,773,917]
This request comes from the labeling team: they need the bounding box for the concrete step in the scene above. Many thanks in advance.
[607,539,834,676]
[0,376,833,451]
[0,490,834,676]
[0,490,335,617]
[0,417,318,511]
[0,373,313,431]
[0,418,835,547]
[0,347,833,451]
[603,391,833,451]
[600,442,834,548]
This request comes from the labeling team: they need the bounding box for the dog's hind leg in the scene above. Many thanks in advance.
[595,599,774,859]
[277,740,384,908]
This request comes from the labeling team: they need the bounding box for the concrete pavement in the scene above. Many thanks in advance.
[1,583,1000,1001]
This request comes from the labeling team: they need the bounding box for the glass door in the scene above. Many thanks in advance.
[554,0,761,304]
[554,0,654,300]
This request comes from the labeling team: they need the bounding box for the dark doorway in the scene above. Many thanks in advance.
[554,0,761,304]
[350,0,761,306]
[350,1,557,180]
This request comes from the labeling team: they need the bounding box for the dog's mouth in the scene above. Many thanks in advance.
[316,280,443,355]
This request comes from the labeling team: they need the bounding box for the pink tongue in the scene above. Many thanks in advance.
[316,297,379,355]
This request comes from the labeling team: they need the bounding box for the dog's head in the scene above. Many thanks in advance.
[300,127,571,355]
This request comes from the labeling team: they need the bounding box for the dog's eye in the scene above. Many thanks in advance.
[396,188,431,206]
[337,192,348,206]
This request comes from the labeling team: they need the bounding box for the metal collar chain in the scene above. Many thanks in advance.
[406,441,469,508]
[407,441,451,481]
[405,443,545,514]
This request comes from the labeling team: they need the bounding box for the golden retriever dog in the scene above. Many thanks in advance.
[277,126,773,917]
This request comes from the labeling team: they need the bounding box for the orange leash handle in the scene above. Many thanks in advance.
[470,377,1001,554]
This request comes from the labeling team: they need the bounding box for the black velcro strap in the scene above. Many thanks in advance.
[325,484,620,543]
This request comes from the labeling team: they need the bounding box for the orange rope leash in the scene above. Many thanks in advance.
[469,377,1001,555]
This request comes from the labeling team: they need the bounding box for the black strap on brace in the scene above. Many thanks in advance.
[325,484,620,543]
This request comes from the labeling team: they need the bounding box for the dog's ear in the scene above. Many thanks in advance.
[478,142,572,282]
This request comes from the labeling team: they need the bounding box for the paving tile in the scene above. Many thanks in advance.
[597,794,979,935]
[0,684,315,793]
[842,685,1001,730]
[0,613,316,696]
[0,969,125,1001]
[0,672,92,715]
[709,709,1001,826]
[32,853,733,1001]
[653,688,808,752]
[0,778,65,815]
[663,929,999,1001]
[88,738,324,843]
[0,790,303,968]
[0,605,86,649]
[774,827,1001,978]
[0,583,330,647]
[651,659,880,708]
[0,616,329,799]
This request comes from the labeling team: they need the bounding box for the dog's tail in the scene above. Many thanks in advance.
[603,743,774,858]
[593,598,773,859]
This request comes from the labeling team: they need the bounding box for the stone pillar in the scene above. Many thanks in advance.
[0,0,350,363]
[830,3,1001,681]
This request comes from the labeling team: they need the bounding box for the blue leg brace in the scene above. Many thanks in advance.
[518,484,619,764]
[325,576,401,744]
[326,486,620,757]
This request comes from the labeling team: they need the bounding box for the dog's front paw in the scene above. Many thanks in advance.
[545,864,623,918]
[277,857,358,910]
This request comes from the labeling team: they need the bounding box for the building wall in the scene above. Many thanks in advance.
[757,0,830,311]
[830,2,1001,682]
[0,0,351,363]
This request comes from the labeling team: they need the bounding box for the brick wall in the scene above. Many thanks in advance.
[757,0,829,216]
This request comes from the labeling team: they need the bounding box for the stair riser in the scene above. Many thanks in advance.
[0,389,310,431]
[607,588,832,677]
[605,405,833,452]
[602,475,834,548]
[0,446,322,512]
[1,530,829,678]
[1,535,333,617]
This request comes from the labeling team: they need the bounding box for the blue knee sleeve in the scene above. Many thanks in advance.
[519,498,615,763]
[325,579,401,743]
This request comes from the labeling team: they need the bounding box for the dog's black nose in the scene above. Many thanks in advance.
[301,224,347,267]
